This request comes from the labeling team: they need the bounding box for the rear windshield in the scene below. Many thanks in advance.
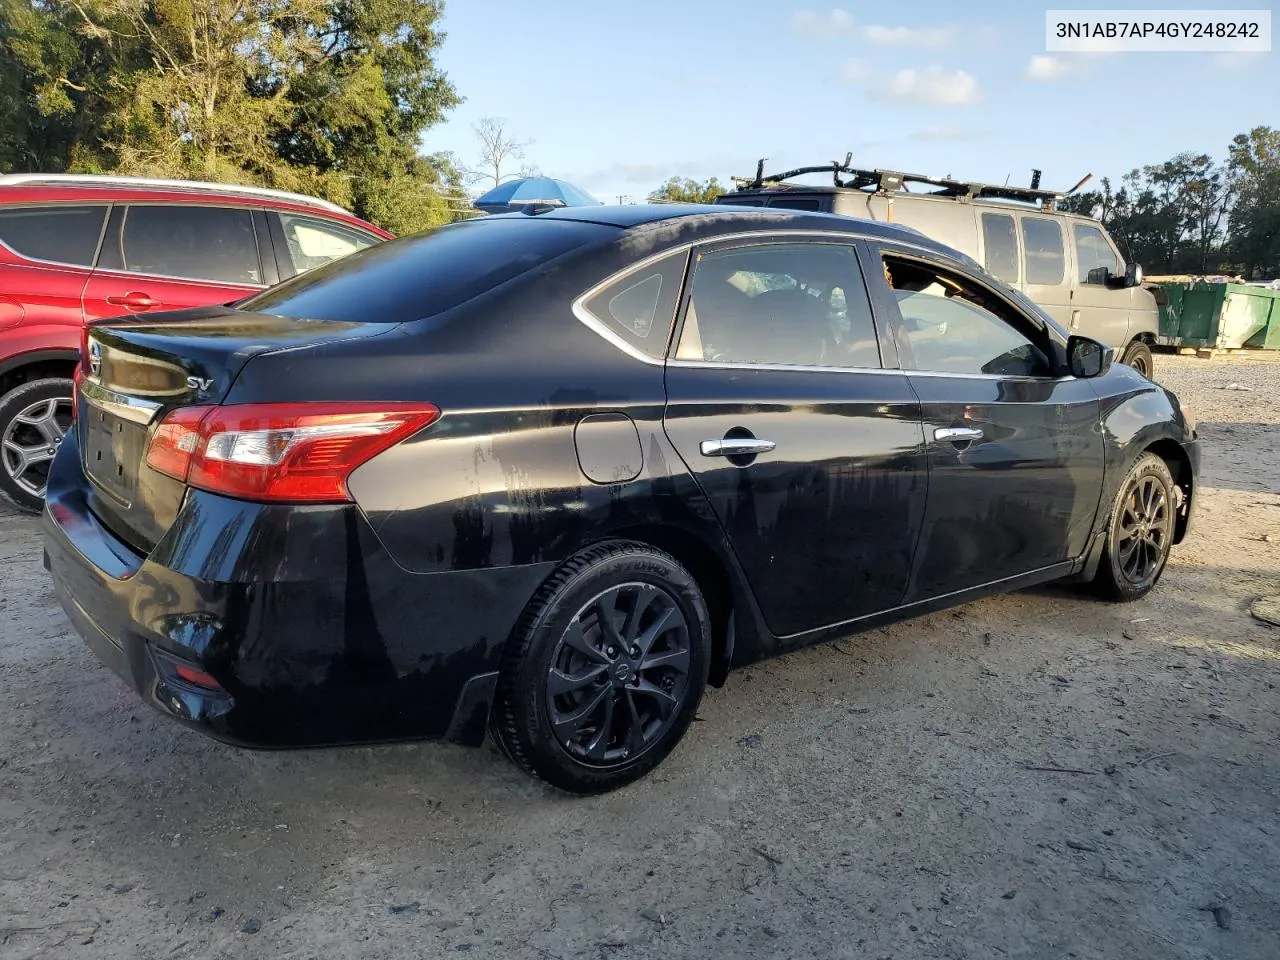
[239,216,614,323]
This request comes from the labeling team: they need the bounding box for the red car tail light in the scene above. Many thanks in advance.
[145,402,439,503]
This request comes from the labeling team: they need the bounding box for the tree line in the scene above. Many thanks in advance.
[1059,127,1279,279]
[0,0,466,233]
[650,127,1280,279]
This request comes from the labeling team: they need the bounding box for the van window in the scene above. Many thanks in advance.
[766,196,824,211]
[981,213,1019,283]
[1020,217,1065,286]
[1074,223,1121,284]
[0,205,106,266]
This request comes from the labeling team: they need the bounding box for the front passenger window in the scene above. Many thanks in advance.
[881,255,1052,378]
[677,243,880,368]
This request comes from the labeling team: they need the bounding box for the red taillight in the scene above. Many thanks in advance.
[146,405,212,481]
[80,325,90,375]
[144,402,439,503]
[174,664,223,691]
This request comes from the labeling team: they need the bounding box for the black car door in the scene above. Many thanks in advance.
[867,243,1106,602]
[662,237,927,640]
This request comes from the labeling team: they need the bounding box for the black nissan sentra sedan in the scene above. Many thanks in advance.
[44,205,1199,794]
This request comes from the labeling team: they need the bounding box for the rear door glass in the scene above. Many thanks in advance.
[1020,217,1065,285]
[981,213,1019,283]
[0,205,107,266]
[120,205,261,284]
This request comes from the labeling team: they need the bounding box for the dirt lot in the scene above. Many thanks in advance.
[2,353,1279,960]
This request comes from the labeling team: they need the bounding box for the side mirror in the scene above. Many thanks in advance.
[1124,261,1142,287]
[1088,266,1110,286]
[1067,335,1113,378]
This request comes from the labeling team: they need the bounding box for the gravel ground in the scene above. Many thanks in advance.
[2,352,1279,960]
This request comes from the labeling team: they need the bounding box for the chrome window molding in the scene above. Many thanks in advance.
[571,227,1069,382]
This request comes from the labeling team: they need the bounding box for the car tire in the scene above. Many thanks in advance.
[1120,340,1154,378]
[0,377,74,513]
[1091,452,1176,602]
[491,540,711,794]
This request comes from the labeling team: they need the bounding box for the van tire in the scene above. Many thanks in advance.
[1120,340,1153,378]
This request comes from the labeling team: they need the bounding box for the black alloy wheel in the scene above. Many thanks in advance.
[546,582,692,766]
[1094,452,1176,602]
[492,541,710,794]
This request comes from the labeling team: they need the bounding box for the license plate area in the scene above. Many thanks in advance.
[81,405,147,507]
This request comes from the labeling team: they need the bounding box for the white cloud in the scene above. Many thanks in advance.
[1026,54,1068,80]
[839,59,870,83]
[862,24,957,48]
[881,66,981,106]
[1212,50,1265,70]
[791,8,856,38]
[911,125,984,142]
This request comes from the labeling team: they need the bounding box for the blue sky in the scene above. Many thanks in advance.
[422,1,1276,202]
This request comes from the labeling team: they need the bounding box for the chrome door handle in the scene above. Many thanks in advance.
[699,438,776,458]
[934,427,983,442]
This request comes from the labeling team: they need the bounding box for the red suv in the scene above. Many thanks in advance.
[0,174,392,510]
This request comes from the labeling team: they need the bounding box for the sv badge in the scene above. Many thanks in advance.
[186,376,214,392]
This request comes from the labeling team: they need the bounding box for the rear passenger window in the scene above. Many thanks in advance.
[120,206,260,284]
[676,243,880,368]
[1020,217,1064,285]
[981,213,1019,283]
[0,205,106,266]
[581,251,687,359]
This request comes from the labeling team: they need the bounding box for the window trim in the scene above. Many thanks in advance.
[94,201,271,288]
[868,243,1070,382]
[571,227,1067,372]
[1018,215,1067,287]
[0,201,112,270]
[572,247,691,364]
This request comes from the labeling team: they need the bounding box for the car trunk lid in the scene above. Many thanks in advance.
[78,307,396,552]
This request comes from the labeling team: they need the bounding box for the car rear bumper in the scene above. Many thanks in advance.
[42,434,554,748]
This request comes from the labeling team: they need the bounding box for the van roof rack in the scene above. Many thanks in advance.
[0,173,350,215]
[730,156,1067,211]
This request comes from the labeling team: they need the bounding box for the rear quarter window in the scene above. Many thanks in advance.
[240,217,615,323]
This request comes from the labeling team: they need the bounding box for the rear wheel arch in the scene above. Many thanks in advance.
[0,349,80,399]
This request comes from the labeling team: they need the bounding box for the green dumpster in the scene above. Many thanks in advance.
[1155,282,1280,350]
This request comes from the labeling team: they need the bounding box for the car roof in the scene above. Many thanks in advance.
[519,203,960,256]
[0,177,393,237]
